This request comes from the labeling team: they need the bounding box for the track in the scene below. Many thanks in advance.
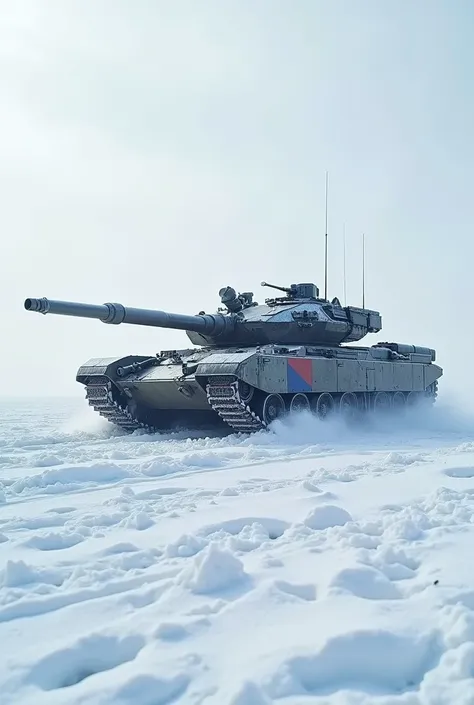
[206,376,265,433]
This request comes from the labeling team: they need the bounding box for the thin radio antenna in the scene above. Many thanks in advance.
[343,222,347,306]
[362,232,366,308]
[324,170,328,300]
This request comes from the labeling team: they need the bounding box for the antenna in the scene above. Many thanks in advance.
[324,170,328,300]
[343,222,347,306]
[362,232,366,309]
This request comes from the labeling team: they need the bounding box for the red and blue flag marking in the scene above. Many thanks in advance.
[287,358,312,393]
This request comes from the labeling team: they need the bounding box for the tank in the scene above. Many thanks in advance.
[24,280,442,433]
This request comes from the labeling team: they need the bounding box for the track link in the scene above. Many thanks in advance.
[206,376,265,433]
[84,379,153,432]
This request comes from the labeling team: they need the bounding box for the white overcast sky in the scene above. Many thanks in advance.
[1,0,473,400]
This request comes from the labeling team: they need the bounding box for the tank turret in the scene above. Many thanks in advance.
[24,280,381,348]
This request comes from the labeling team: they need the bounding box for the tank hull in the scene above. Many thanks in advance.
[76,343,443,433]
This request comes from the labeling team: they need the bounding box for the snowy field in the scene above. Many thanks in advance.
[1,396,474,705]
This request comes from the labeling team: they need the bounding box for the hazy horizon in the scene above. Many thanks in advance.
[2,1,473,404]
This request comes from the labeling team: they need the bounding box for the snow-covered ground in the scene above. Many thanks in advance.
[1,396,474,705]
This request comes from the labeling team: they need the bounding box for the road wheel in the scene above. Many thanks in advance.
[373,391,391,412]
[406,391,421,406]
[238,380,254,404]
[392,391,406,410]
[313,392,335,420]
[340,392,359,420]
[290,393,311,414]
[262,393,286,425]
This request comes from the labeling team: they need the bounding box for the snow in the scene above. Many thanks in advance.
[1,396,474,704]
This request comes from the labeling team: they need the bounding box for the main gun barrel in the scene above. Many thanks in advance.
[24,297,234,336]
